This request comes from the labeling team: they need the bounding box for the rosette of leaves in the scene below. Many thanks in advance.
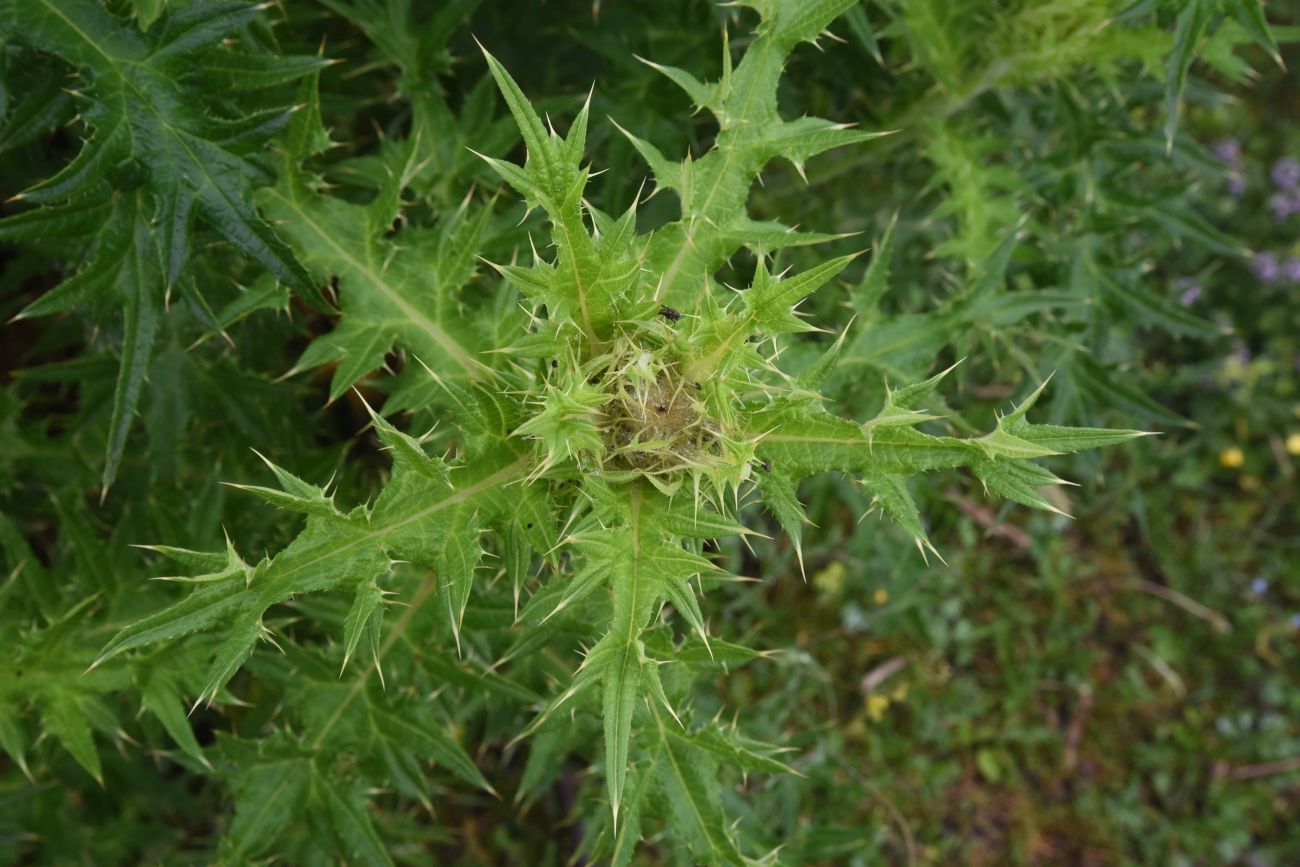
[83,1,1144,862]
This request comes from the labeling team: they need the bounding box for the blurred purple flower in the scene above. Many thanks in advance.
[1212,139,1246,197]
[1284,258,1300,284]
[1236,346,1252,366]
[1291,613,1300,630]
[1250,576,1269,595]
[1213,138,1242,164]
[1251,252,1280,282]
[1272,157,1300,190]
[1268,191,1300,222]
[1179,283,1202,306]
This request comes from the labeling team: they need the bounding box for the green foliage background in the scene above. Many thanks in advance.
[1,0,1297,864]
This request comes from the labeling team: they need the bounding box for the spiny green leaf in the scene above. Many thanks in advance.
[852,212,898,315]
[201,51,334,91]
[221,743,314,861]
[971,457,1068,515]
[843,4,884,65]
[1225,0,1283,68]
[41,689,103,784]
[603,635,643,831]
[1095,269,1224,338]
[99,430,529,695]
[0,700,32,781]
[258,174,493,391]
[436,508,483,655]
[652,710,748,864]
[627,8,891,307]
[197,615,266,708]
[140,676,210,768]
[1164,0,1212,152]
[341,581,386,674]
[686,722,800,777]
[283,66,332,162]
[862,472,938,559]
[318,782,396,867]
[133,544,228,572]
[225,452,340,517]
[479,45,559,194]
[742,253,859,335]
[18,0,325,302]
[756,469,807,572]
[371,705,495,795]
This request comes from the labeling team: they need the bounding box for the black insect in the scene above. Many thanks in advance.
[657,305,681,322]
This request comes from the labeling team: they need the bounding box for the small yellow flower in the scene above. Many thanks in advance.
[1287,433,1300,455]
[873,587,889,606]
[1220,446,1245,469]
[865,694,891,722]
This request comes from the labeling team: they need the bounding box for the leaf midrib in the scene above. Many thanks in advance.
[262,185,488,379]
[656,38,771,296]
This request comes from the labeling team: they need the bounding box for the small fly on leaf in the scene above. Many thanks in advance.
[658,305,681,322]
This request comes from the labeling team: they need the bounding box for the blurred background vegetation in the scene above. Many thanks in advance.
[1,0,1298,864]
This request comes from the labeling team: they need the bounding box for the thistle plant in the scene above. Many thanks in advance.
[2,0,1286,864]
[67,1,1141,860]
